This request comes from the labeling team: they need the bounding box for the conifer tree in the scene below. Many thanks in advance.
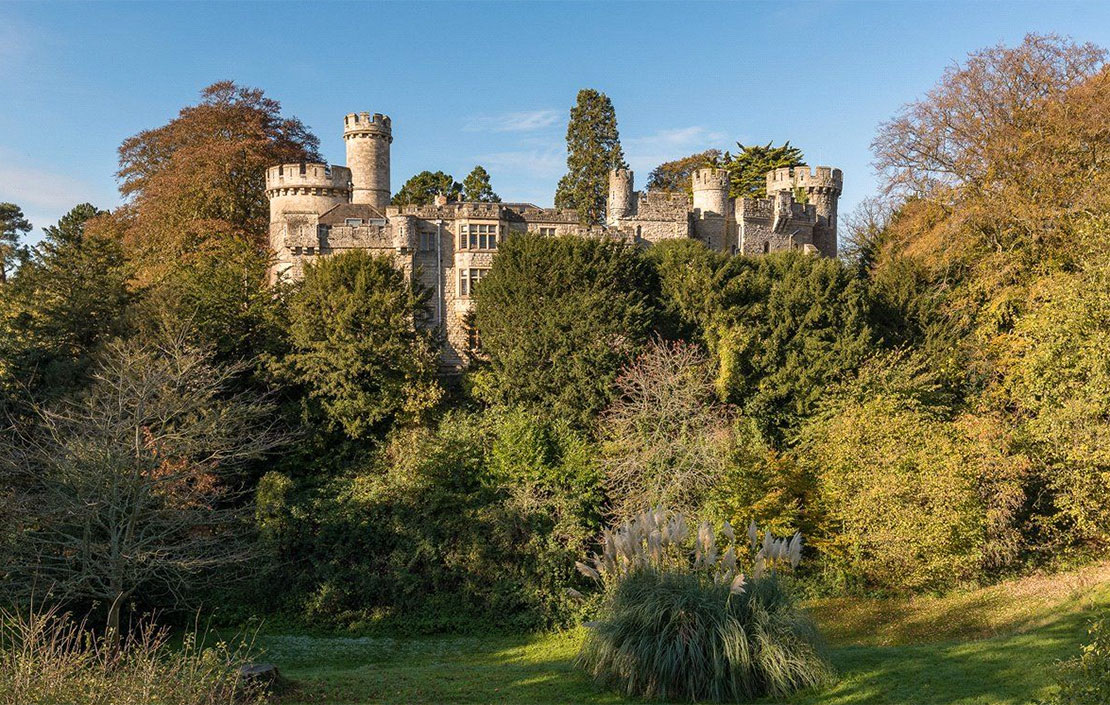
[391,170,462,206]
[554,89,627,224]
[0,203,31,283]
[716,142,805,200]
[462,165,501,203]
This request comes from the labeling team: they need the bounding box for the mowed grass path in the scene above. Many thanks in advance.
[266,563,1110,705]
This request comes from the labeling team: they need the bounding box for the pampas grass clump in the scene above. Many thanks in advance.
[575,508,831,702]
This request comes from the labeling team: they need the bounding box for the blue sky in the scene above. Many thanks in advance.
[3,1,1110,239]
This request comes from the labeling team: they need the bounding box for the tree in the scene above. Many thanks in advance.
[391,171,462,206]
[0,203,31,283]
[462,165,501,203]
[278,251,442,440]
[137,236,283,369]
[645,150,722,196]
[554,89,627,224]
[713,253,873,442]
[2,335,283,636]
[601,340,736,518]
[873,33,1106,200]
[716,141,805,200]
[469,233,658,429]
[112,81,320,278]
[0,204,131,409]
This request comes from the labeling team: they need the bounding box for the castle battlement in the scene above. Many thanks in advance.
[766,165,843,194]
[266,110,844,369]
[265,163,352,192]
[343,112,392,137]
[692,167,729,190]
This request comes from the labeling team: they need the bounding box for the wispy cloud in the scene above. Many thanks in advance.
[465,109,562,133]
[623,125,733,177]
[478,145,565,180]
[0,151,118,238]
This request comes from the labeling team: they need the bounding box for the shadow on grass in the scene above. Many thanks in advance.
[266,606,1094,705]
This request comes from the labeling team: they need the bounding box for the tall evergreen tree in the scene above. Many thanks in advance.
[0,203,131,408]
[391,170,462,206]
[554,89,627,224]
[0,203,31,283]
[462,165,501,203]
[715,142,805,200]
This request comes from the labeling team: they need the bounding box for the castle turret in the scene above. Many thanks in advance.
[344,112,392,208]
[692,167,730,217]
[265,162,352,221]
[607,168,634,224]
[766,166,842,257]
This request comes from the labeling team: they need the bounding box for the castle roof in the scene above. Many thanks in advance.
[319,203,386,225]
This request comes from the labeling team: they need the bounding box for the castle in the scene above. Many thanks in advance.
[266,112,843,368]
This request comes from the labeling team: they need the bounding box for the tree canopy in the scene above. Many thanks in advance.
[554,89,627,224]
[110,81,320,278]
[470,233,658,429]
[462,165,501,203]
[0,203,32,283]
[392,170,463,206]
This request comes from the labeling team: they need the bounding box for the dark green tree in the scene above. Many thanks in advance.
[462,165,501,203]
[0,203,32,283]
[391,171,462,206]
[0,203,131,408]
[470,233,658,429]
[139,236,284,368]
[646,150,723,196]
[554,89,627,224]
[716,142,805,200]
[709,252,873,442]
[278,251,442,440]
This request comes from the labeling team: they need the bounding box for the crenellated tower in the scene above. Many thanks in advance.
[766,166,842,257]
[691,167,730,217]
[344,112,392,209]
[607,168,634,224]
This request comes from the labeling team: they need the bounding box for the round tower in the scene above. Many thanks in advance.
[265,162,352,221]
[607,168,634,224]
[692,167,730,217]
[343,112,392,209]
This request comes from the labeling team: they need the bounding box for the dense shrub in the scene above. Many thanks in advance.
[0,606,264,705]
[260,408,602,632]
[797,353,987,592]
[576,510,830,701]
[470,233,660,430]
[1049,614,1110,705]
[277,250,442,440]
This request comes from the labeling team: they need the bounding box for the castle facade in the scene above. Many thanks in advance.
[266,112,843,367]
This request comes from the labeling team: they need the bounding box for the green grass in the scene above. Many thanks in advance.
[259,564,1110,704]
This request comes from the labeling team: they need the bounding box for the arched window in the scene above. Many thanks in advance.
[762,241,770,254]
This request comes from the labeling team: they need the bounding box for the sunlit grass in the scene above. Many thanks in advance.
[259,563,1110,704]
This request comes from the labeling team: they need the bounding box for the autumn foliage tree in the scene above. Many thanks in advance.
[110,81,320,278]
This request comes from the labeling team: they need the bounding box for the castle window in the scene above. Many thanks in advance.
[306,247,315,256]
[345,218,363,227]
[419,230,436,252]
[458,267,489,297]
[460,223,498,250]
[293,247,302,255]
[538,227,556,237]
[762,241,770,254]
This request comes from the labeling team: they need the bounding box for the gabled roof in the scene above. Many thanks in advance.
[319,203,386,225]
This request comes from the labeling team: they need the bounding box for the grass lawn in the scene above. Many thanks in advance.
[260,563,1110,705]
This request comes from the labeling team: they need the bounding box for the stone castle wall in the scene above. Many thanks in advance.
[266,112,843,369]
